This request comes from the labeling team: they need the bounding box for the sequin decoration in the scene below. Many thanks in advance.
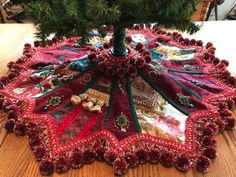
[177,93,194,108]
[115,112,130,132]
[191,80,203,87]
[183,65,194,71]
[183,65,200,71]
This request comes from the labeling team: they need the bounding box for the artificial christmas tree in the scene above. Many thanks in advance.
[10,0,200,54]
[0,0,235,176]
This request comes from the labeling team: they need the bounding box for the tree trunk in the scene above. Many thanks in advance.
[112,25,127,56]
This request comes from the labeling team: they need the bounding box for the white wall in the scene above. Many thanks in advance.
[209,0,236,20]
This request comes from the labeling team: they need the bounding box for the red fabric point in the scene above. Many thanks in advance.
[2,100,11,110]
[103,43,110,49]
[34,146,47,161]
[5,104,18,113]
[7,61,15,68]
[206,42,213,49]
[201,136,216,147]
[126,36,132,44]
[23,49,31,55]
[24,43,32,49]
[218,101,228,110]
[220,60,229,67]
[134,25,141,30]
[4,119,15,133]
[172,32,178,37]
[184,38,190,45]
[34,40,40,47]
[29,135,42,149]
[39,159,54,176]
[96,147,106,162]
[221,70,231,79]
[136,149,148,164]
[220,109,232,117]
[113,158,128,176]
[83,149,96,164]
[14,122,27,136]
[135,42,144,51]
[196,40,203,46]
[202,127,214,136]
[226,99,235,110]
[144,55,152,63]
[88,52,98,62]
[214,119,226,132]
[190,39,196,45]
[25,52,32,58]
[156,35,171,43]
[146,23,152,28]
[206,123,219,135]
[135,58,145,68]
[224,117,235,130]
[52,37,58,43]
[174,154,192,172]
[227,76,236,86]
[125,152,138,167]
[160,151,174,168]
[0,76,9,84]
[203,147,217,160]
[216,63,226,69]
[196,156,211,173]
[213,57,220,65]
[70,150,84,168]
[47,40,53,46]
[104,150,117,165]
[142,50,150,56]
[8,72,18,80]
[54,156,70,173]
[148,149,160,164]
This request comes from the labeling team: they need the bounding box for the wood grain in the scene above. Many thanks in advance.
[0,23,235,177]
[191,0,214,21]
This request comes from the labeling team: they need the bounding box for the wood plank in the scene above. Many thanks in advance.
[0,132,235,177]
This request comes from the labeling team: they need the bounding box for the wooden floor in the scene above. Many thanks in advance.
[0,24,235,177]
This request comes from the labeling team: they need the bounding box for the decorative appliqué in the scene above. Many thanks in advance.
[177,93,194,108]
[115,112,130,132]
[43,95,63,111]
[183,64,200,71]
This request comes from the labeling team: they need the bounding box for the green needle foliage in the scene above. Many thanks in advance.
[11,0,200,51]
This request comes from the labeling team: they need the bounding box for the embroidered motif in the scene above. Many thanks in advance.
[115,112,130,132]
[177,93,194,108]
[13,88,26,94]
[43,95,63,111]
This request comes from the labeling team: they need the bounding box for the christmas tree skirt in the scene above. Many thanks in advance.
[0,28,235,175]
